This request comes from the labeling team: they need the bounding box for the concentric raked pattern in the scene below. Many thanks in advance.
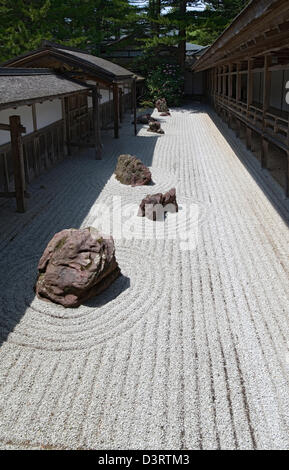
[0,107,289,450]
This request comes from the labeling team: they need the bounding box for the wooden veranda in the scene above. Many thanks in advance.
[193,0,289,197]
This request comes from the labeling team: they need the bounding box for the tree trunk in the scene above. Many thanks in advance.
[178,0,187,70]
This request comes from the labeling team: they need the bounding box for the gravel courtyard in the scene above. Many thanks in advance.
[0,105,289,450]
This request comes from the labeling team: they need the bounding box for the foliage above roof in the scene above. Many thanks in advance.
[2,42,134,84]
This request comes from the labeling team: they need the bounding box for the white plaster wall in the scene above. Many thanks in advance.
[100,89,110,104]
[35,100,62,129]
[0,106,34,146]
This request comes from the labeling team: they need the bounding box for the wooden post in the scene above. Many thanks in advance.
[32,103,37,132]
[263,55,272,119]
[223,66,226,97]
[9,115,26,213]
[119,88,123,123]
[286,151,289,198]
[236,63,241,102]
[132,78,137,136]
[63,97,71,156]
[228,64,233,98]
[247,58,253,115]
[113,83,119,139]
[92,87,102,160]
[261,55,272,169]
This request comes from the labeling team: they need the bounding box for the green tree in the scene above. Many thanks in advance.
[187,0,249,45]
[0,0,138,62]
[0,0,51,61]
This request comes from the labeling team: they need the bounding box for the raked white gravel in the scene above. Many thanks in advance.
[0,105,289,449]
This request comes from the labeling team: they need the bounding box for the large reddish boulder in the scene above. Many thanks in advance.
[115,154,152,186]
[35,227,121,308]
[138,188,178,221]
[147,121,164,134]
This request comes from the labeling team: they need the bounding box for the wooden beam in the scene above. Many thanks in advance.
[63,97,71,156]
[0,122,26,133]
[113,83,119,139]
[236,63,241,101]
[92,87,102,159]
[9,115,26,213]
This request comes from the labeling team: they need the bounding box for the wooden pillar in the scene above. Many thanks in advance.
[9,115,26,213]
[286,151,289,198]
[63,97,71,156]
[119,88,123,123]
[236,63,241,102]
[113,83,119,139]
[263,55,272,117]
[223,66,226,97]
[247,58,253,113]
[261,55,272,169]
[32,103,37,132]
[92,87,102,160]
[228,64,233,98]
[132,77,137,136]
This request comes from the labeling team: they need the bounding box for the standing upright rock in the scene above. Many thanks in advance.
[115,154,152,186]
[138,188,179,221]
[156,98,169,113]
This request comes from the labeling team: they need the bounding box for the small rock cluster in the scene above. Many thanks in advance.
[115,154,152,186]
[35,227,121,308]
[138,187,179,221]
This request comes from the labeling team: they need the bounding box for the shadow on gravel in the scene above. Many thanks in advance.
[0,117,159,347]
[84,275,130,308]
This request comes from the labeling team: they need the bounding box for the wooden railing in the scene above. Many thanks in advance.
[214,93,289,150]
[0,93,133,193]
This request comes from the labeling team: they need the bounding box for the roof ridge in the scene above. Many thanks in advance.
[0,67,54,76]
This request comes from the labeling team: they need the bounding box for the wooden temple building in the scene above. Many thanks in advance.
[192,0,289,197]
[0,42,139,212]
